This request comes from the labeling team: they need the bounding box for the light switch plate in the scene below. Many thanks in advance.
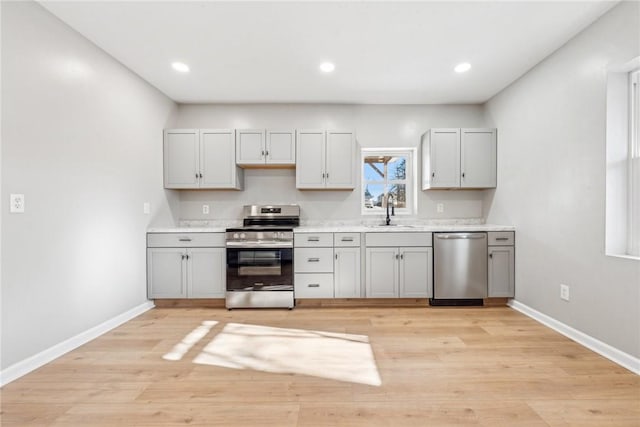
[143,202,151,215]
[436,203,444,213]
[10,194,25,213]
[202,204,210,215]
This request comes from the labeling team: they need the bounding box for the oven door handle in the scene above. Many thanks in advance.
[226,241,293,249]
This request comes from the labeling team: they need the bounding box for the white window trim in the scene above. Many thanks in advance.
[605,56,640,260]
[361,147,418,216]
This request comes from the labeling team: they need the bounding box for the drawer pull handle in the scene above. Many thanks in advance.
[308,284,320,288]
[307,237,320,242]
[178,238,192,242]
[495,237,509,241]
[341,237,354,241]
[307,258,320,262]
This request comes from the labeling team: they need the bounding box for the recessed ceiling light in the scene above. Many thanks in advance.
[454,62,471,73]
[171,62,190,73]
[319,62,335,73]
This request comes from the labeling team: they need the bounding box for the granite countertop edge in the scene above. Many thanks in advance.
[147,224,515,233]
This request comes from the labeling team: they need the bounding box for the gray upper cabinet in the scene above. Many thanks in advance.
[296,130,356,190]
[461,129,497,188]
[164,129,243,190]
[422,128,496,190]
[164,129,200,189]
[422,128,461,188]
[236,129,295,166]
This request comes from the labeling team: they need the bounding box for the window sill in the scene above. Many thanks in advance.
[606,253,640,261]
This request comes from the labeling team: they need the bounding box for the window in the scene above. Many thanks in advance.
[361,148,417,215]
[606,57,640,259]
[629,69,640,256]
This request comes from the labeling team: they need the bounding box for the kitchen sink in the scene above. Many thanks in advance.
[370,224,417,228]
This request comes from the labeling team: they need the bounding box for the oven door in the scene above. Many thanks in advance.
[226,247,293,291]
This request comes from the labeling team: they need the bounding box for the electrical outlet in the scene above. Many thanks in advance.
[560,284,570,301]
[10,194,25,213]
[202,204,210,215]
[143,202,151,215]
[436,203,444,213]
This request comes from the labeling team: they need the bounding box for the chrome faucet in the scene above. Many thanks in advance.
[385,193,395,225]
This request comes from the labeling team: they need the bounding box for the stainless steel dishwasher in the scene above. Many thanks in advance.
[431,232,487,306]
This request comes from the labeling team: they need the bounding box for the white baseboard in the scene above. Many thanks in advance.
[508,299,640,375]
[0,301,155,386]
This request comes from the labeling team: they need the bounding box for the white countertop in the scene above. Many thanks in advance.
[148,220,514,233]
[295,224,514,232]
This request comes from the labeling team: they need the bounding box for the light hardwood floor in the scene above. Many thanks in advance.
[1,306,639,426]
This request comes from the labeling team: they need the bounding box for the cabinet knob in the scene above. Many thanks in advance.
[265,150,269,156]
[462,172,466,178]
[489,253,493,259]
[432,172,435,178]
[199,173,203,179]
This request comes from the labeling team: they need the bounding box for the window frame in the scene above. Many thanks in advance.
[361,148,417,216]
[605,56,640,260]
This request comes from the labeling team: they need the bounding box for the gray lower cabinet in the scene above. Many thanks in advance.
[365,246,433,298]
[334,247,361,298]
[365,232,433,298]
[487,232,515,297]
[294,233,335,298]
[147,233,225,299]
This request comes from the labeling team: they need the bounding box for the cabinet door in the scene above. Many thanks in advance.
[488,246,515,297]
[399,247,432,298]
[365,247,398,298]
[335,247,361,298]
[188,248,226,298]
[425,129,460,189]
[266,130,295,165]
[296,130,326,189]
[461,128,496,188]
[200,129,243,189]
[147,248,186,298]
[236,129,265,165]
[164,129,199,189]
[326,131,356,189]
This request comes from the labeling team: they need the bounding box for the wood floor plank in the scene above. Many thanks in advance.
[1,306,638,426]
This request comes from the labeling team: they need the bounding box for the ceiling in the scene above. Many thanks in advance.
[40,1,617,105]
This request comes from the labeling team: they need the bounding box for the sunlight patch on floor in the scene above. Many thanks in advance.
[193,322,382,386]
[162,320,218,361]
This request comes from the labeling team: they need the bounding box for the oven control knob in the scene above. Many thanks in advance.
[233,233,239,240]
[240,233,246,240]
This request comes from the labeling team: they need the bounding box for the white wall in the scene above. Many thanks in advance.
[1,2,177,369]
[173,104,487,222]
[483,1,640,357]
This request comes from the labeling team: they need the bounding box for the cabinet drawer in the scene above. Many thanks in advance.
[294,233,334,247]
[147,232,225,248]
[294,248,334,273]
[365,232,432,247]
[295,273,334,298]
[488,231,515,246]
[334,233,361,247]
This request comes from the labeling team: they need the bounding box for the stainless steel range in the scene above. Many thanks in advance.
[225,205,299,309]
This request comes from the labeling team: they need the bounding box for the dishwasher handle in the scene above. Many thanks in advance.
[436,233,486,240]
